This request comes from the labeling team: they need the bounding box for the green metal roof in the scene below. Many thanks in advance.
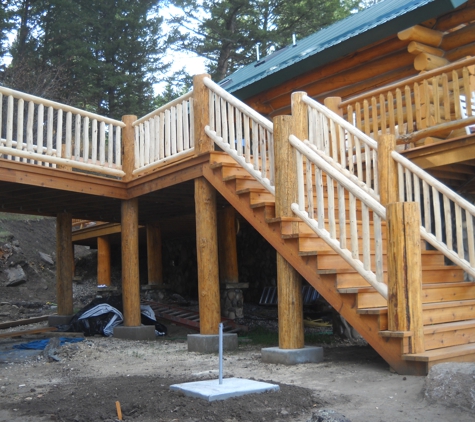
[220,0,468,100]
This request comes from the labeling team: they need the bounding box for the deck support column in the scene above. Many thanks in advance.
[49,212,74,326]
[387,202,424,354]
[146,223,163,287]
[114,198,155,340]
[97,236,111,287]
[261,107,323,364]
[218,206,247,319]
[188,178,238,352]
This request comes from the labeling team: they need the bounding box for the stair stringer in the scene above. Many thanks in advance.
[202,162,427,375]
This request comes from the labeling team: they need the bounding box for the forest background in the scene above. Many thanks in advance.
[0,0,380,120]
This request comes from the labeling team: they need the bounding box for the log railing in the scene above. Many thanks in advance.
[132,91,194,176]
[289,135,388,299]
[392,150,475,279]
[203,77,275,194]
[0,86,125,177]
[339,56,475,145]
[303,95,379,199]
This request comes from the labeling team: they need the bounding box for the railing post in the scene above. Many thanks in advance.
[273,114,304,349]
[378,134,399,207]
[387,202,424,354]
[122,115,137,182]
[324,97,343,117]
[193,74,213,154]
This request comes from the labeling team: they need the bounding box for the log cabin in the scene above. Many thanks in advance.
[1,0,475,374]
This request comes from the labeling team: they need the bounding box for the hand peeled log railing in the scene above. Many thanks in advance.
[203,77,275,194]
[339,56,475,145]
[303,95,379,199]
[393,151,475,279]
[132,92,194,175]
[289,134,388,299]
[0,86,125,177]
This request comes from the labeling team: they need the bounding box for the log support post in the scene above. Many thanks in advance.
[378,134,399,207]
[146,223,163,287]
[189,178,238,352]
[387,202,424,354]
[218,206,247,320]
[114,198,155,340]
[261,102,323,364]
[97,236,111,287]
[49,212,74,326]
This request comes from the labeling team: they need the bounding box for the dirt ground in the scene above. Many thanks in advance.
[0,322,473,422]
[1,215,474,422]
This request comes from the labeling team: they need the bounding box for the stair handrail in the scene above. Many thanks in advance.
[132,90,195,176]
[203,77,275,195]
[302,95,379,198]
[0,85,125,177]
[392,150,475,279]
[289,134,388,299]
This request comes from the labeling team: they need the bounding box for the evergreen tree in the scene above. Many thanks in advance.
[3,0,168,119]
[166,0,360,81]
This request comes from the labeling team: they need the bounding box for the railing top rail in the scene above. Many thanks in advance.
[203,77,273,132]
[0,85,125,127]
[302,94,378,149]
[289,135,386,219]
[391,150,475,216]
[340,56,475,108]
[133,90,194,127]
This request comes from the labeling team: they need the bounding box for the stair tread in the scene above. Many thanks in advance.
[424,319,475,334]
[359,298,475,315]
[343,281,475,294]
[319,265,464,275]
[403,343,475,362]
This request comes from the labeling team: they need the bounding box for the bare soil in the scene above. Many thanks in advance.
[0,214,474,422]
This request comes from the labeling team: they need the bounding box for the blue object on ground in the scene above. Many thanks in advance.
[13,337,84,350]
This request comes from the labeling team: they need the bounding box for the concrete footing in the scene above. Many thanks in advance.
[187,333,238,353]
[113,325,156,340]
[48,314,74,327]
[170,377,279,401]
[261,346,324,365]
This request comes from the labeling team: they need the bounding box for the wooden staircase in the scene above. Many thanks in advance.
[204,151,475,375]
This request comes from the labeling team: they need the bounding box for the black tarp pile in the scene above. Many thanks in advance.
[59,295,167,337]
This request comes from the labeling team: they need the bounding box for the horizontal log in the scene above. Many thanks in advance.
[0,315,50,329]
[445,42,475,62]
[407,41,444,57]
[440,22,475,51]
[414,53,450,71]
[397,116,475,143]
[398,25,443,47]
[435,3,475,31]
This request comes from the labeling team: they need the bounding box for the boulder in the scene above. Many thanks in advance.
[6,265,27,286]
[423,362,475,413]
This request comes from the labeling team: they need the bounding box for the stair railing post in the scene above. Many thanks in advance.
[387,202,425,354]
[378,134,399,207]
[121,114,137,182]
[273,112,304,349]
[193,74,213,154]
[324,97,343,117]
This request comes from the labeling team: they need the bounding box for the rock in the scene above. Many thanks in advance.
[39,252,54,265]
[423,363,475,413]
[5,265,27,286]
[307,409,352,422]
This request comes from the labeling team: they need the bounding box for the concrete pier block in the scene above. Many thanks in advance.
[261,346,324,365]
[48,314,74,327]
[113,325,156,340]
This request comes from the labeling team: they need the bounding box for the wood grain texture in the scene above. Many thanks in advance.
[218,206,239,284]
[121,198,141,326]
[146,223,163,286]
[97,236,111,286]
[195,177,221,334]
